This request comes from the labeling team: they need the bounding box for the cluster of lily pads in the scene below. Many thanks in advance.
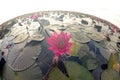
[0,11,119,80]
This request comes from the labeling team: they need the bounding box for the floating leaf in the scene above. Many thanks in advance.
[83,27,94,34]
[108,53,119,69]
[10,25,27,37]
[28,22,40,30]
[94,41,118,60]
[8,41,41,71]
[29,34,45,42]
[13,33,28,44]
[65,61,94,80]
[99,46,111,60]
[78,43,98,70]
[101,69,120,80]
[57,25,67,31]
[48,61,94,80]
[113,64,120,72]
[3,63,42,80]
[78,44,90,58]
[13,72,20,80]
[69,42,82,56]
[80,55,98,70]
[46,25,61,34]
[78,44,96,59]
[86,58,98,70]
[109,35,119,42]
[48,67,69,80]
[79,48,98,70]
[94,41,110,60]
[70,31,90,43]
[87,32,105,42]
[87,40,109,67]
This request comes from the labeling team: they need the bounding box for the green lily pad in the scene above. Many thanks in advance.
[94,41,118,60]
[69,42,82,56]
[78,44,90,58]
[101,69,120,80]
[77,44,98,70]
[66,28,90,43]
[108,53,119,72]
[71,31,90,43]
[48,61,94,80]
[94,41,110,60]
[86,59,98,70]
[48,67,69,80]
[3,63,42,80]
[80,55,98,70]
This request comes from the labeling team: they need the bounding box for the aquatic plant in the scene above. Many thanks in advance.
[46,31,72,63]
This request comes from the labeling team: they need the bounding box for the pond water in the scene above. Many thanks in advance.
[0,11,120,80]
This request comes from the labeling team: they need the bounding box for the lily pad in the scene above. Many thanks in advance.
[28,22,40,30]
[29,34,45,42]
[78,44,90,58]
[81,55,98,70]
[3,63,42,80]
[47,67,69,80]
[57,25,68,31]
[69,42,82,56]
[70,31,90,43]
[48,61,94,80]
[83,27,95,34]
[13,33,28,44]
[113,64,120,72]
[8,41,41,71]
[101,69,120,80]
[108,53,119,69]
[110,35,119,42]
[46,25,61,34]
[10,28,27,38]
[87,32,105,42]
[78,44,98,70]
[66,27,82,33]
[94,41,118,60]
[99,46,111,60]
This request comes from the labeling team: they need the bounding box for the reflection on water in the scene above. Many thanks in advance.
[0,11,120,80]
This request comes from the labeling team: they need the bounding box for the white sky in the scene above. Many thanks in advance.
[0,0,120,27]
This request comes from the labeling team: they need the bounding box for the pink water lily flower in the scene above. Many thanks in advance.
[46,31,72,62]
[29,13,39,20]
